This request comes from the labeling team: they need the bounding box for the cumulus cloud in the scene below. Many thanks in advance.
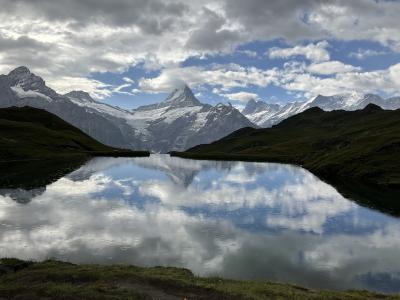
[268,41,330,62]
[138,64,277,93]
[1,0,400,99]
[279,62,400,97]
[46,76,113,99]
[307,61,361,75]
[221,91,260,102]
[138,59,400,99]
[348,49,388,60]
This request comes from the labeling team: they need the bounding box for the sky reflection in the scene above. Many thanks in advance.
[0,154,399,293]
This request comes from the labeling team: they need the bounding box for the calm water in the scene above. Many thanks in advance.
[1,154,399,293]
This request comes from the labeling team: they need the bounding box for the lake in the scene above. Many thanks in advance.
[0,154,399,293]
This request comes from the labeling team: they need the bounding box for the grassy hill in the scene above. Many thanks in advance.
[172,104,400,214]
[0,106,149,160]
[0,258,398,300]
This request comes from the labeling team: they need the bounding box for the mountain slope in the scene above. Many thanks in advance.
[175,104,400,190]
[0,67,255,152]
[0,106,148,160]
[243,93,400,127]
[128,85,255,152]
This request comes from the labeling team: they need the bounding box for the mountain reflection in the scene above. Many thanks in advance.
[0,154,399,293]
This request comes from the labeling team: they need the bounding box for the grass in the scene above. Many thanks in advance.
[0,106,150,160]
[172,104,400,215]
[0,258,398,300]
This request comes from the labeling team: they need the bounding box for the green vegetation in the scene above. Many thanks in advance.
[0,258,398,300]
[172,104,400,215]
[0,106,149,160]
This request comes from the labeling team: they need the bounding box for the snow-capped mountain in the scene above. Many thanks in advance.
[243,93,400,127]
[129,85,254,152]
[0,66,254,152]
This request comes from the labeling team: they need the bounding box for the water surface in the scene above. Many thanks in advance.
[0,154,399,293]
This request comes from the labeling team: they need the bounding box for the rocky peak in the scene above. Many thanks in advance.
[242,99,281,115]
[65,90,96,103]
[7,66,47,92]
[164,85,201,107]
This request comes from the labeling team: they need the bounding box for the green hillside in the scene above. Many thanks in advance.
[0,258,397,300]
[173,104,400,214]
[0,106,149,160]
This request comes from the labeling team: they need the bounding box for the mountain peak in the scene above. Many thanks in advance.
[164,85,201,107]
[8,66,31,77]
[7,66,50,94]
[242,98,281,115]
[65,90,95,103]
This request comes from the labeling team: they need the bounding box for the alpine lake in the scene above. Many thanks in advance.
[1,154,399,294]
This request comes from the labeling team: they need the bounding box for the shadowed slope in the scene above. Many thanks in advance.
[0,106,149,160]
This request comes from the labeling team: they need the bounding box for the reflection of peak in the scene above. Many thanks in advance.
[0,187,46,204]
[131,155,239,188]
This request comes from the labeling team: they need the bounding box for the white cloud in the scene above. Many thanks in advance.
[279,62,400,97]
[307,61,361,75]
[138,64,278,93]
[349,49,388,60]
[268,41,330,62]
[221,91,260,102]
[46,76,113,99]
[1,1,400,99]
[238,50,258,58]
[123,77,135,83]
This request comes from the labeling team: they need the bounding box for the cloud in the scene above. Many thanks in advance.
[123,77,134,83]
[307,61,361,75]
[46,76,113,99]
[238,50,258,58]
[185,7,242,53]
[138,64,277,93]
[348,49,388,60]
[221,91,260,102]
[1,0,400,99]
[278,62,400,97]
[268,41,330,62]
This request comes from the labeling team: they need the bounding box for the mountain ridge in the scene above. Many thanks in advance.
[243,93,400,127]
[0,66,255,153]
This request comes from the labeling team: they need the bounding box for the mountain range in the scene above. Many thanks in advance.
[0,67,253,153]
[243,92,400,127]
[2,66,400,153]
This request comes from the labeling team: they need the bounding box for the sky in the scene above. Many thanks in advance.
[0,0,400,109]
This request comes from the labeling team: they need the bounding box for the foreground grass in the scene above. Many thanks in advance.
[0,259,398,300]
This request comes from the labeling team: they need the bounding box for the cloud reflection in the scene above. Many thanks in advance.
[0,154,399,293]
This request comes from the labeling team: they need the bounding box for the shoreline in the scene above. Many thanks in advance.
[170,151,400,216]
[0,258,398,299]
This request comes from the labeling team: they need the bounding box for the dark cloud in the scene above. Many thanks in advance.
[0,35,50,51]
[185,8,242,52]
[222,0,324,42]
[0,0,188,34]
